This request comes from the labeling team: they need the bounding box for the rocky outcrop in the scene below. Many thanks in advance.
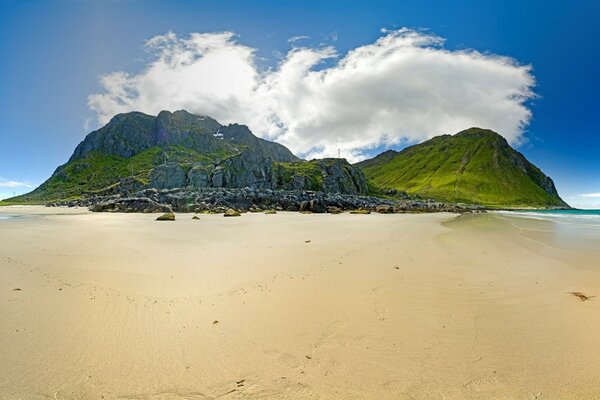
[55,187,487,215]
[319,159,369,194]
[89,197,173,213]
[20,109,377,205]
[218,124,297,162]
[272,159,369,195]
[140,152,369,196]
[149,163,187,189]
[146,150,274,190]
[219,150,274,189]
[70,112,157,160]
[375,205,394,213]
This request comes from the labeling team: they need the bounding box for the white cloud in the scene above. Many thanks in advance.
[580,193,600,198]
[288,35,310,43]
[88,29,535,162]
[0,180,32,188]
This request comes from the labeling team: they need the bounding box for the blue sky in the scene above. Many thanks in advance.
[0,0,599,207]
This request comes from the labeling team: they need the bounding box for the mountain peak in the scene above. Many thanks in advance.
[107,111,153,125]
[454,127,507,141]
[68,110,296,162]
[357,127,567,208]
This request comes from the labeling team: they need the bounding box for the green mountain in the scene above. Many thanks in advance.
[357,128,568,208]
[8,110,369,204]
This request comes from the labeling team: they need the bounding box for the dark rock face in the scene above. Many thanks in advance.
[57,187,487,215]
[23,110,377,203]
[218,124,297,162]
[89,197,173,213]
[319,159,369,194]
[187,165,211,188]
[219,150,274,189]
[69,110,297,163]
[375,205,394,213]
[272,159,369,195]
[139,152,369,196]
[70,112,157,160]
[148,151,274,190]
[149,163,187,189]
[154,110,222,150]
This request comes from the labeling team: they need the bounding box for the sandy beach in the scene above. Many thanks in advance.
[1,206,599,400]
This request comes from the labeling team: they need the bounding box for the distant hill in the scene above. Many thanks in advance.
[8,110,368,203]
[356,128,568,208]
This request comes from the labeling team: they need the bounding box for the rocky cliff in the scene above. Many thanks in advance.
[15,110,369,202]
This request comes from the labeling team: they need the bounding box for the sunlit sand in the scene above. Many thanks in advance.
[1,207,599,399]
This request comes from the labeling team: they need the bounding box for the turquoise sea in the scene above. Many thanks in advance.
[497,209,600,246]
[500,209,600,224]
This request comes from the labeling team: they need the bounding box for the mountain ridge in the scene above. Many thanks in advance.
[69,109,297,163]
[3,115,567,209]
[8,110,370,203]
[356,127,568,208]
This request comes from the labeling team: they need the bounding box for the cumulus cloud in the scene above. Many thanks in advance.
[0,180,32,188]
[88,29,535,162]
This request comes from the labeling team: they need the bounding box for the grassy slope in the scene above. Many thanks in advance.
[2,146,237,204]
[358,129,567,208]
[273,160,324,190]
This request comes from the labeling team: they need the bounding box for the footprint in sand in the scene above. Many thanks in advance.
[383,379,406,392]
[263,349,303,369]
[312,320,343,349]
[374,303,388,321]
[465,375,501,392]
[371,286,389,321]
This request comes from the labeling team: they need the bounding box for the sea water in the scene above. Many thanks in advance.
[497,209,600,246]
[499,209,600,226]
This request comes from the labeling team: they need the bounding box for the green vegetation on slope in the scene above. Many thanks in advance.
[5,146,237,204]
[357,128,568,208]
[273,160,324,190]
[3,110,298,205]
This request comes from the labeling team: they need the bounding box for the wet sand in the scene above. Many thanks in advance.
[1,206,599,399]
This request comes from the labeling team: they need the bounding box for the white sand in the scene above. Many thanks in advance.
[1,207,599,399]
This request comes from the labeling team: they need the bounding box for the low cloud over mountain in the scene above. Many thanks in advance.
[89,29,535,162]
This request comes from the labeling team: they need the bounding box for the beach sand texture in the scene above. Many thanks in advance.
[1,207,599,399]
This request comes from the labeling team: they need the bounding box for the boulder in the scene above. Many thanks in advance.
[286,204,300,212]
[375,205,394,214]
[299,200,310,212]
[224,208,241,217]
[308,199,326,213]
[349,209,371,214]
[156,212,175,221]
